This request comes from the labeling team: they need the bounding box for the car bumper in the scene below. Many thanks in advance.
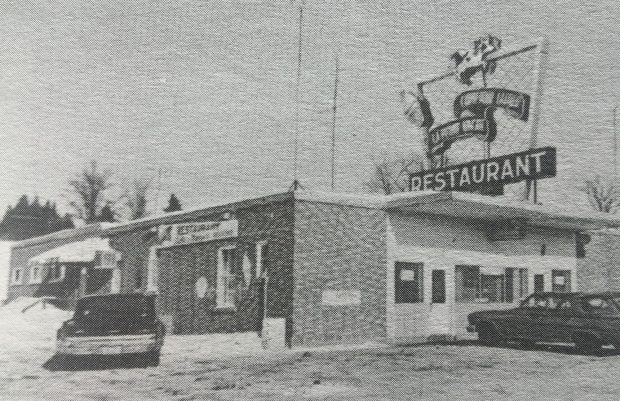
[57,334,159,355]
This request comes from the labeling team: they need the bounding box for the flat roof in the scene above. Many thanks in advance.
[104,190,620,234]
[11,223,113,250]
[382,191,620,231]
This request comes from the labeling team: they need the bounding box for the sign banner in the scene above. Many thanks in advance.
[410,147,556,192]
[454,88,530,121]
[428,115,496,155]
[158,220,238,248]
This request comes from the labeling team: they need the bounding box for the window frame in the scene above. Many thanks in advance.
[518,268,529,299]
[11,268,23,285]
[455,265,515,304]
[216,245,237,308]
[255,241,268,279]
[29,264,42,284]
[48,263,66,283]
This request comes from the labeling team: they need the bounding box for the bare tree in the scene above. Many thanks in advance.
[67,161,116,223]
[365,154,425,195]
[579,175,620,213]
[125,179,151,220]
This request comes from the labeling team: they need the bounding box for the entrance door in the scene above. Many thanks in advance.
[428,269,452,337]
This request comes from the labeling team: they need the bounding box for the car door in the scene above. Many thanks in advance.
[524,294,561,341]
[574,296,620,338]
[552,297,579,343]
[509,294,544,340]
[534,294,574,342]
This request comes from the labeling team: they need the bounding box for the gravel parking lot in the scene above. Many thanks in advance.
[3,300,620,400]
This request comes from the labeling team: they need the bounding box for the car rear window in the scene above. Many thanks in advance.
[75,296,154,319]
[581,297,617,314]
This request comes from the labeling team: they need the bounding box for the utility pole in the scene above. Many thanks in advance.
[330,56,339,191]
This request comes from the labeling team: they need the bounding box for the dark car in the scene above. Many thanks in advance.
[468,292,620,353]
[56,293,165,366]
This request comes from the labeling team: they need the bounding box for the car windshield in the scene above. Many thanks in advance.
[74,296,154,320]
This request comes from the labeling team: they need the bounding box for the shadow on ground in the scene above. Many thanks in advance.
[43,354,158,371]
[434,339,620,357]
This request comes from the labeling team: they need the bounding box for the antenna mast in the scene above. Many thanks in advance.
[330,56,339,191]
[614,105,618,180]
[292,2,304,190]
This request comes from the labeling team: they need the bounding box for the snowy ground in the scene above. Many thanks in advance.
[3,299,620,400]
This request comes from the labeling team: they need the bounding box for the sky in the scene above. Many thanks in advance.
[0,0,619,218]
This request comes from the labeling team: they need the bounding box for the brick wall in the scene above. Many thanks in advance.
[577,231,620,292]
[108,197,295,336]
[292,200,388,346]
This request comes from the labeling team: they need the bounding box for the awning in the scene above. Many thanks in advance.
[28,238,120,265]
[383,191,620,231]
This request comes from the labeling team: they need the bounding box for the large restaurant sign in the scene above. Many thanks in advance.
[158,220,238,248]
[409,147,556,192]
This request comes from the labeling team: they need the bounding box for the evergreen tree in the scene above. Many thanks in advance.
[13,195,29,215]
[0,195,74,240]
[98,204,116,222]
[163,194,182,213]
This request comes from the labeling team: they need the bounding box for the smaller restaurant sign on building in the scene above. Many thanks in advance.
[158,220,238,248]
[409,147,556,192]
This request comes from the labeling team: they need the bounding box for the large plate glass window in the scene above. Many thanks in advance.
[455,265,512,303]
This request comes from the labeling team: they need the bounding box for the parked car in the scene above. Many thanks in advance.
[56,293,165,366]
[467,292,620,353]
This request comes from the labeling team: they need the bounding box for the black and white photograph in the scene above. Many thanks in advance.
[1,1,620,399]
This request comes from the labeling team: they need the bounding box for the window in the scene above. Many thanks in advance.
[217,247,237,307]
[394,262,423,303]
[455,265,479,302]
[522,294,563,309]
[49,264,65,282]
[552,270,572,293]
[11,268,23,284]
[518,268,529,299]
[30,265,42,284]
[505,268,514,303]
[455,265,511,303]
[431,270,446,303]
[480,274,504,303]
[581,297,617,315]
[255,241,268,278]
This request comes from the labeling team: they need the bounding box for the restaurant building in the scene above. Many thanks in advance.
[6,190,620,346]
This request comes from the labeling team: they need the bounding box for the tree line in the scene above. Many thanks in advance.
[0,161,183,240]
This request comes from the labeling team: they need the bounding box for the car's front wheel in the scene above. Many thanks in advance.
[477,322,502,346]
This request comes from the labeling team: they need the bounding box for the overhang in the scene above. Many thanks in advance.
[383,191,620,231]
[28,238,120,265]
